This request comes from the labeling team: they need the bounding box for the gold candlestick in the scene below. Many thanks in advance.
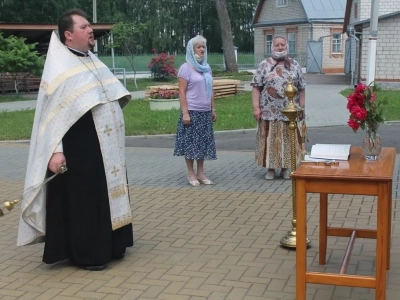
[279,76,311,248]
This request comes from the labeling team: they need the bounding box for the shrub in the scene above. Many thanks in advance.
[147,53,177,81]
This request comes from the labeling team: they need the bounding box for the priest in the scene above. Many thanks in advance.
[17,8,134,271]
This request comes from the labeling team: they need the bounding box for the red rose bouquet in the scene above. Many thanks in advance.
[346,83,385,132]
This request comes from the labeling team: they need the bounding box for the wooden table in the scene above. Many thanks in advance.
[292,147,396,300]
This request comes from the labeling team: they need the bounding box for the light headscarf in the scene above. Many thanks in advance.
[185,35,213,100]
[270,35,291,71]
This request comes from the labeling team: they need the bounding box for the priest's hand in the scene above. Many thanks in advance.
[48,152,66,174]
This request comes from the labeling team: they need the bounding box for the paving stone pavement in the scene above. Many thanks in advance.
[1,142,400,300]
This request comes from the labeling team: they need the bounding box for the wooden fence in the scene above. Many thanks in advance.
[0,73,41,94]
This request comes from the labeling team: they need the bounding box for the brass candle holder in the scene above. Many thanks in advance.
[0,199,19,217]
[279,76,311,248]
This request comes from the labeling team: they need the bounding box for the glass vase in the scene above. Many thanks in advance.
[362,125,382,161]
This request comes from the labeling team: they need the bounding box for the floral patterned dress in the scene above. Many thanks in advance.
[251,57,306,169]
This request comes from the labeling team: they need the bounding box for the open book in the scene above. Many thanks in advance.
[309,144,351,161]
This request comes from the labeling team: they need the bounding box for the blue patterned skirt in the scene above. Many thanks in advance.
[173,110,217,160]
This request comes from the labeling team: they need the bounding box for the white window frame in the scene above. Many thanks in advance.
[332,33,342,53]
[276,0,288,7]
[265,34,273,55]
[288,33,296,54]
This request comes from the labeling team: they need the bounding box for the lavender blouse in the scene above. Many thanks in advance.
[178,62,212,111]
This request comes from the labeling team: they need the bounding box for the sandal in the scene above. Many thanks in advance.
[188,176,200,187]
[196,176,214,185]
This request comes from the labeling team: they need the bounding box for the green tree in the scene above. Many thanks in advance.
[108,22,147,88]
[0,33,44,95]
[0,0,258,55]
[227,0,257,52]
[0,0,122,23]
[0,0,74,22]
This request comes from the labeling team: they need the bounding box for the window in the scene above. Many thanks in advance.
[265,34,273,55]
[288,33,296,54]
[332,33,342,53]
[354,3,358,18]
[276,0,288,7]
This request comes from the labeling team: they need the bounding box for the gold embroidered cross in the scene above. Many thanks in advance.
[111,166,120,177]
[104,125,113,136]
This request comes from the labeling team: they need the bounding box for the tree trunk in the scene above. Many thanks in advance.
[215,0,238,72]
[14,79,19,96]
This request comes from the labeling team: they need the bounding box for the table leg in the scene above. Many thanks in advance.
[319,193,328,265]
[296,179,307,300]
[387,181,392,270]
[376,183,389,300]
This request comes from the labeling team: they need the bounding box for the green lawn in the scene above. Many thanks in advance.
[1,84,398,141]
[0,92,255,140]
[0,109,36,140]
[0,95,36,103]
[123,92,254,136]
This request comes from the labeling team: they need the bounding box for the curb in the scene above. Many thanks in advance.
[385,120,400,125]
[0,140,30,144]
[1,122,399,143]
[125,128,257,140]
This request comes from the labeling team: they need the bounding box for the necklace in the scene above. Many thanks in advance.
[78,55,110,100]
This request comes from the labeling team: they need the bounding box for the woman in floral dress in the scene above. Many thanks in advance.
[251,36,306,180]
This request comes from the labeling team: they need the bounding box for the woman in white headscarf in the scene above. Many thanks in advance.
[251,36,306,180]
[173,35,217,187]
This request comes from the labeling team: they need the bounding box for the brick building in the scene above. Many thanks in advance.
[344,0,400,88]
[252,0,347,73]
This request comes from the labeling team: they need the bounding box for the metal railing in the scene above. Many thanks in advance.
[110,68,127,87]
[100,52,307,73]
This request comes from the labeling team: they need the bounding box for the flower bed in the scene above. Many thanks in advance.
[149,90,180,110]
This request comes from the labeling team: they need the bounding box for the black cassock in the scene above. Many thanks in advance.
[43,110,133,266]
